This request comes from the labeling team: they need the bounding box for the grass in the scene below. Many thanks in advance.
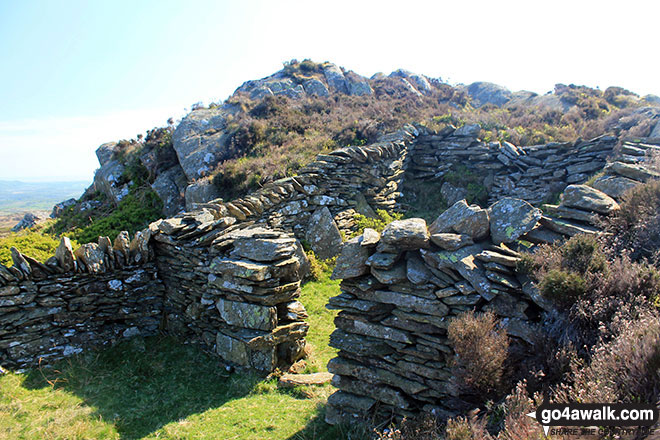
[0,269,362,440]
[298,272,340,373]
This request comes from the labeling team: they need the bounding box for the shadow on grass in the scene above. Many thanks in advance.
[22,335,262,439]
[285,403,373,440]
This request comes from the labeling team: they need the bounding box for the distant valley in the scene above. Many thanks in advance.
[0,180,88,215]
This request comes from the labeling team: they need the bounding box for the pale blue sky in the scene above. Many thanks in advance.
[1,0,659,181]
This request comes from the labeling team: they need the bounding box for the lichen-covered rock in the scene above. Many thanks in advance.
[379,218,429,252]
[303,78,329,97]
[172,107,234,181]
[305,207,343,260]
[216,298,277,331]
[231,236,297,262]
[560,184,620,214]
[605,161,660,183]
[74,243,106,273]
[389,69,432,95]
[467,81,512,107]
[279,372,333,388]
[429,200,489,240]
[371,262,407,285]
[95,141,119,167]
[184,179,222,211]
[93,159,128,205]
[129,228,152,264]
[210,257,273,281]
[346,72,373,96]
[440,182,468,207]
[430,233,473,251]
[151,165,187,216]
[113,231,131,259]
[50,198,76,218]
[322,63,349,94]
[11,213,40,232]
[489,198,542,244]
[406,253,432,285]
[10,247,31,276]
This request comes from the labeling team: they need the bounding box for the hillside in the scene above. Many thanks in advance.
[3,60,660,440]
[46,60,660,244]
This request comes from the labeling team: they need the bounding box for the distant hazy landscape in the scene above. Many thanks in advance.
[0,180,88,215]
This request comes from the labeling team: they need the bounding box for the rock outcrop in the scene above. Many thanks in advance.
[172,108,235,181]
[11,213,41,232]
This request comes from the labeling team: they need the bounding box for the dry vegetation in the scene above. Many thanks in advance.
[207,64,657,200]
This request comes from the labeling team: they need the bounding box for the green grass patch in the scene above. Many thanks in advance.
[299,272,341,373]
[0,226,78,267]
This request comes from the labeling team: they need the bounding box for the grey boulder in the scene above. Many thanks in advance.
[489,198,542,244]
[560,184,620,214]
[429,200,490,241]
[379,218,430,251]
[172,107,234,181]
[305,207,343,260]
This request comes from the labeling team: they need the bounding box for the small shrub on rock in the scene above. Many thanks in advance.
[352,209,403,237]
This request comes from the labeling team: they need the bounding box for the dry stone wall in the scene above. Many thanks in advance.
[151,210,309,372]
[187,125,419,257]
[0,233,164,370]
[1,209,309,372]
[323,143,660,425]
[409,125,619,206]
[187,123,633,262]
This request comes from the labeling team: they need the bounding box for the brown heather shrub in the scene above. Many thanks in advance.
[378,382,543,440]
[604,179,660,263]
[376,415,444,440]
[569,255,660,345]
[448,311,509,396]
[520,233,660,346]
[553,313,660,405]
